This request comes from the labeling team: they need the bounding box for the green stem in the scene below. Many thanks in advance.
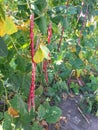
[1,79,11,106]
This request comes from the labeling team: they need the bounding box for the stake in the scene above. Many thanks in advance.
[78,106,90,124]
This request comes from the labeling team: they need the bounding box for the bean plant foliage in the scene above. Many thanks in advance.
[0,0,98,129]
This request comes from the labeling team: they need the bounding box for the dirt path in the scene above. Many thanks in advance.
[49,95,98,130]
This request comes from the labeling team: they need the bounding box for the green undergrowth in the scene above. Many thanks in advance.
[0,0,98,130]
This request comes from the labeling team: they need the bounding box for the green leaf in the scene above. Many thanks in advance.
[3,112,12,130]
[48,87,55,96]
[15,56,27,71]
[48,72,54,84]
[0,80,4,96]
[45,106,62,123]
[70,82,79,95]
[31,122,43,130]
[35,85,43,96]
[0,112,3,120]
[35,97,41,108]
[37,16,47,35]
[59,81,69,93]
[61,17,67,28]
[51,15,64,24]
[8,72,22,91]
[52,5,67,14]
[32,4,41,15]
[48,5,67,16]
[10,94,28,116]
[68,6,77,15]
[38,105,46,120]
[52,22,59,34]
[8,72,30,96]
[70,58,84,69]
[21,74,31,97]
[0,37,8,57]
[15,113,32,130]
[35,0,47,12]
[0,3,5,19]
[9,57,17,70]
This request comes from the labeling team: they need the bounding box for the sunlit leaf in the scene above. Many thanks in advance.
[33,44,51,64]
[69,45,76,52]
[17,20,30,31]
[33,48,44,63]
[40,45,51,60]
[40,44,51,60]
[0,16,17,37]
[5,16,17,35]
[0,20,5,36]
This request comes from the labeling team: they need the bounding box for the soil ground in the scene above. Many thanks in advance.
[49,95,98,130]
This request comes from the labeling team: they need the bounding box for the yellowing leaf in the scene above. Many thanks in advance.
[86,21,92,27]
[17,20,30,31]
[0,16,17,37]
[95,95,98,101]
[8,107,19,118]
[69,45,76,52]
[70,46,76,52]
[76,69,82,78]
[75,30,82,38]
[40,44,51,60]
[33,44,51,64]
[0,20,5,36]
[75,29,80,37]
[94,16,98,21]
[84,59,88,65]
[79,51,84,60]
[17,25,27,31]
[33,48,44,63]
[5,16,17,35]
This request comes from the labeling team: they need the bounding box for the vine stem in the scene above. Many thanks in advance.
[78,3,88,46]
[77,1,85,23]
[10,37,20,55]
[1,79,11,113]
[43,60,48,83]
[58,0,70,51]
[58,26,64,51]
[10,37,31,59]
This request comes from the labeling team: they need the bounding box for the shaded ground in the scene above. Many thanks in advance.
[49,95,98,130]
